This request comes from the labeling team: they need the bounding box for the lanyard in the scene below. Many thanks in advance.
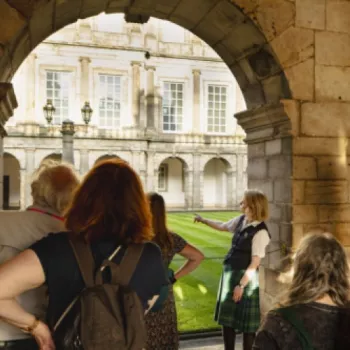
[27,207,64,222]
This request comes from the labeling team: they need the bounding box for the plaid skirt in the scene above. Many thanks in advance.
[214,265,260,333]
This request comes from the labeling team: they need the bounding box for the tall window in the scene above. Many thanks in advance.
[158,164,168,192]
[163,82,183,132]
[207,85,227,133]
[99,74,121,128]
[46,71,71,124]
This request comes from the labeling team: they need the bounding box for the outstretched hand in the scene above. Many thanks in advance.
[194,214,203,223]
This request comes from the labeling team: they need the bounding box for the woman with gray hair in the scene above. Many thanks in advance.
[253,232,350,350]
[0,160,79,350]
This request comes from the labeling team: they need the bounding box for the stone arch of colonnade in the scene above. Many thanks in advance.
[0,0,299,313]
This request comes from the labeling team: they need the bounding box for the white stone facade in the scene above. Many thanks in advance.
[3,15,247,210]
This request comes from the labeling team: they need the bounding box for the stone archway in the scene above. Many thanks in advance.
[0,0,291,108]
[203,157,232,209]
[157,156,189,209]
[0,0,295,313]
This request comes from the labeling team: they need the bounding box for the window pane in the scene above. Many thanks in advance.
[46,70,71,124]
[207,84,227,133]
[98,74,121,128]
[162,82,184,132]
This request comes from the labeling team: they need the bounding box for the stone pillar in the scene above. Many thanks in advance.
[79,57,91,109]
[192,153,203,209]
[20,169,26,210]
[0,83,18,209]
[80,149,89,175]
[183,168,193,210]
[61,120,75,164]
[146,151,156,192]
[235,103,292,314]
[26,53,37,122]
[237,154,245,201]
[145,66,156,130]
[192,69,201,133]
[226,169,234,209]
[25,149,35,207]
[131,62,141,127]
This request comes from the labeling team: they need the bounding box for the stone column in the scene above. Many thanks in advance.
[237,154,245,201]
[146,151,156,192]
[235,103,292,314]
[131,62,141,127]
[80,149,89,175]
[145,66,156,130]
[0,83,18,209]
[184,168,193,210]
[20,169,26,210]
[79,57,91,109]
[226,169,234,209]
[25,149,35,207]
[192,69,201,133]
[192,153,202,209]
[26,53,37,123]
[61,120,75,164]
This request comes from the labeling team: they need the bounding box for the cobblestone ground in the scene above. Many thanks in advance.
[180,335,242,350]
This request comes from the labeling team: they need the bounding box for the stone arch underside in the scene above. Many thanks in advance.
[0,0,291,110]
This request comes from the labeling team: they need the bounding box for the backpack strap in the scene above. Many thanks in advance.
[275,306,314,350]
[69,236,96,288]
[118,244,144,286]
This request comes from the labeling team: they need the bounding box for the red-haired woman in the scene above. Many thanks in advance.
[145,193,204,350]
[0,159,168,350]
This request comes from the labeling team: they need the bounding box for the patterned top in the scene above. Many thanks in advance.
[162,232,187,266]
[145,232,187,350]
[253,302,350,350]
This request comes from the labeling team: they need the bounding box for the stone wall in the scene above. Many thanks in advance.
[236,103,292,312]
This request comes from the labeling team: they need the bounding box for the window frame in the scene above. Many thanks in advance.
[98,73,122,129]
[93,68,128,129]
[205,83,229,134]
[161,81,185,133]
[45,70,72,125]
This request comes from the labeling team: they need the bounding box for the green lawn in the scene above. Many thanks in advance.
[167,211,240,332]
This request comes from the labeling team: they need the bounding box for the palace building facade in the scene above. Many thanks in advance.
[4,14,247,210]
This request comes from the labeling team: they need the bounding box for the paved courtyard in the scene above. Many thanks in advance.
[180,335,242,350]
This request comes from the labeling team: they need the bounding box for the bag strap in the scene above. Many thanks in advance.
[118,244,144,286]
[69,236,95,288]
[276,307,314,350]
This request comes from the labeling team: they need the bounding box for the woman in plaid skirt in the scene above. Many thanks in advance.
[194,189,270,350]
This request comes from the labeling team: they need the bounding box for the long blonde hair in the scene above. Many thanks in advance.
[280,233,350,307]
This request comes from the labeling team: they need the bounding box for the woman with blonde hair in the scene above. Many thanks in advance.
[145,192,204,350]
[195,189,270,350]
[0,159,168,350]
[253,232,350,350]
